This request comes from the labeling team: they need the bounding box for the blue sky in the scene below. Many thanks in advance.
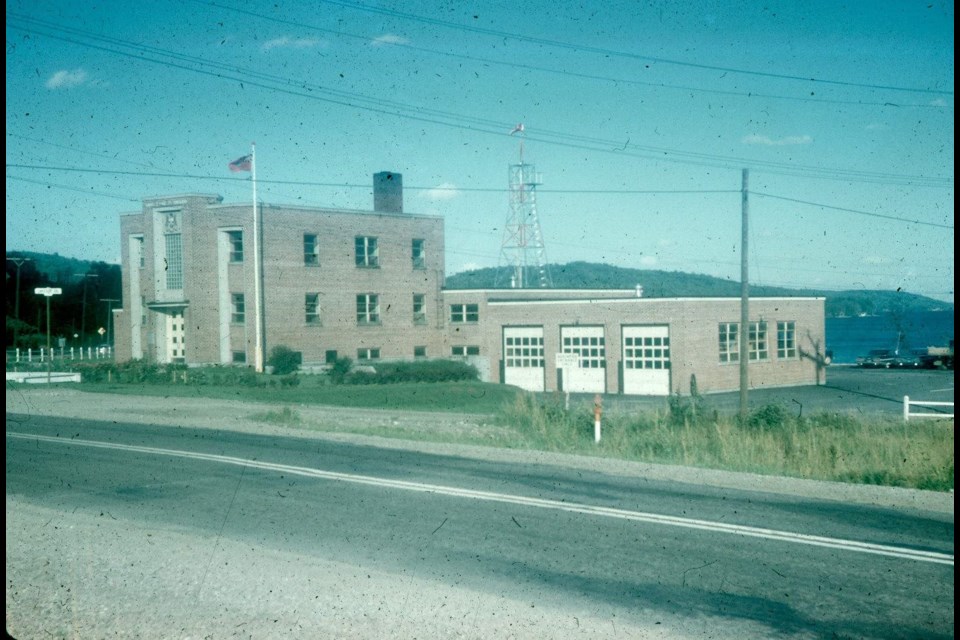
[5,0,954,302]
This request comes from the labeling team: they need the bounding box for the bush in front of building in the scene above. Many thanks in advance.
[330,358,479,385]
[267,345,302,375]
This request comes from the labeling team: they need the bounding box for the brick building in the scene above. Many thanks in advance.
[114,173,826,395]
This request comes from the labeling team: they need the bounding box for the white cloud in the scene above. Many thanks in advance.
[422,182,460,200]
[929,98,948,107]
[865,123,888,131]
[863,256,887,265]
[45,69,89,89]
[456,262,482,273]
[261,37,323,51]
[741,134,813,146]
[639,255,658,267]
[371,33,410,46]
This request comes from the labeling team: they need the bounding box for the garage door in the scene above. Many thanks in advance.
[503,327,545,392]
[622,325,671,395]
[560,326,606,393]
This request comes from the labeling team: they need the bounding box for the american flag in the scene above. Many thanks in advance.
[228,154,252,172]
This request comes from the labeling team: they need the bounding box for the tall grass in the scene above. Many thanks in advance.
[497,392,954,491]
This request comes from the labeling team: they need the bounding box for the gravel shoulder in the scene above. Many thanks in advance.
[6,385,954,515]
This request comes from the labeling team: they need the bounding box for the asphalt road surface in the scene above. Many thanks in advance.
[6,411,954,639]
[597,366,955,418]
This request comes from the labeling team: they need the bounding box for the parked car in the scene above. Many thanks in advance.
[857,349,896,368]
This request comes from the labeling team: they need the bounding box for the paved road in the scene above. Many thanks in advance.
[7,414,954,639]
[582,367,954,417]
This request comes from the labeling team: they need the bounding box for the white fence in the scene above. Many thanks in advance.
[6,346,112,364]
[903,396,954,422]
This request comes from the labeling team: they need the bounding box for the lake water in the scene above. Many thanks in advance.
[825,309,955,364]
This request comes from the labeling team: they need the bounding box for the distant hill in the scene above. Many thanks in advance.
[5,251,121,348]
[444,262,952,318]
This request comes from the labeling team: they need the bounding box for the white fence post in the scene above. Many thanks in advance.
[903,395,910,422]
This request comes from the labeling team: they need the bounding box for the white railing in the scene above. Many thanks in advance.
[903,396,954,422]
[6,346,113,364]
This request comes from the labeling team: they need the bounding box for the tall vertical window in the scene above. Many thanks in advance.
[777,321,797,359]
[305,293,321,325]
[412,239,425,269]
[719,322,739,363]
[227,230,243,263]
[450,303,479,323]
[133,235,145,268]
[357,347,381,361]
[231,293,245,324]
[355,236,379,267]
[748,321,769,361]
[164,233,183,289]
[412,294,426,325]
[356,294,380,325]
[304,234,319,266]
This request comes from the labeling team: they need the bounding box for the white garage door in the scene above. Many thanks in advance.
[503,327,545,392]
[560,326,606,393]
[622,325,671,395]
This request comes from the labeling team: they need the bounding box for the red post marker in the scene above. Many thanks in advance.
[593,394,603,443]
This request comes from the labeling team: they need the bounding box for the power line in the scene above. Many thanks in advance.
[755,192,954,229]
[8,163,952,231]
[6,14,952,187]
[315,0,953,95]
[195,0,948,110]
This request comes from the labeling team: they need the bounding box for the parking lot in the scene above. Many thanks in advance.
[592,366,955,418]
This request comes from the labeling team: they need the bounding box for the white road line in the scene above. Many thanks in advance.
[8,432,954,566]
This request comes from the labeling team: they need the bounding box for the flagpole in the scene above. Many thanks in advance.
[251,142,264,373]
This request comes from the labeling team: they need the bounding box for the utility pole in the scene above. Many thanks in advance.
[35,288,62,384]
[73,273,99,347]
[7,256,32,348]
[101,298,120,347]
[739,169,750,421]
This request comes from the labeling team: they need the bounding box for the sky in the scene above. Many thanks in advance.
[5,0,955,303]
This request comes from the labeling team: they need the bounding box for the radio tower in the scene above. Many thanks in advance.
[496,124,552,288]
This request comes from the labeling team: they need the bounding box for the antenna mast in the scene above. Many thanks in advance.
[496,124,552,288]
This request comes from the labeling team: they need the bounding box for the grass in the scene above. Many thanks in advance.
[21,373,954,492]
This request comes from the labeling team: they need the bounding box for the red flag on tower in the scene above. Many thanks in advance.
[228,154,252,172]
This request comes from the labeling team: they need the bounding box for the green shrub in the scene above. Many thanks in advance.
[329,356,353,384]
[267,345,301,375]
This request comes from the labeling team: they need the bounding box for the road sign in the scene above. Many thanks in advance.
[556,353,579,369]
[34,287,62,296]
[98,327,106,336]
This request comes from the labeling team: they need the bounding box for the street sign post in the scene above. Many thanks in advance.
[34,288,62,384]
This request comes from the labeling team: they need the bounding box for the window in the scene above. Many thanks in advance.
[305,293,321,325]
[231,293,245,324]
[778,321,797,359]
[562,333,606,369]
[719,322,739,363]
[412,239,425,269]
[413,294,426,325]
[357,347,380,361]
[164,233,183,289]
[414,346,427,358]
[749,321,769,361]
[504,335,544,368]
[232,351,246,364]
[324,350,338,364]
[304,234,319,266]
[450,303,479,323]
[452,346,480,357]
[133,235,145,268]
[355,236,379,267]
[227,230,243,263]
[623,334,670,370]
[356,293,380,325]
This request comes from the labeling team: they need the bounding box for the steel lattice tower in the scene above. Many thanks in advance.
[496,127,552,288]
